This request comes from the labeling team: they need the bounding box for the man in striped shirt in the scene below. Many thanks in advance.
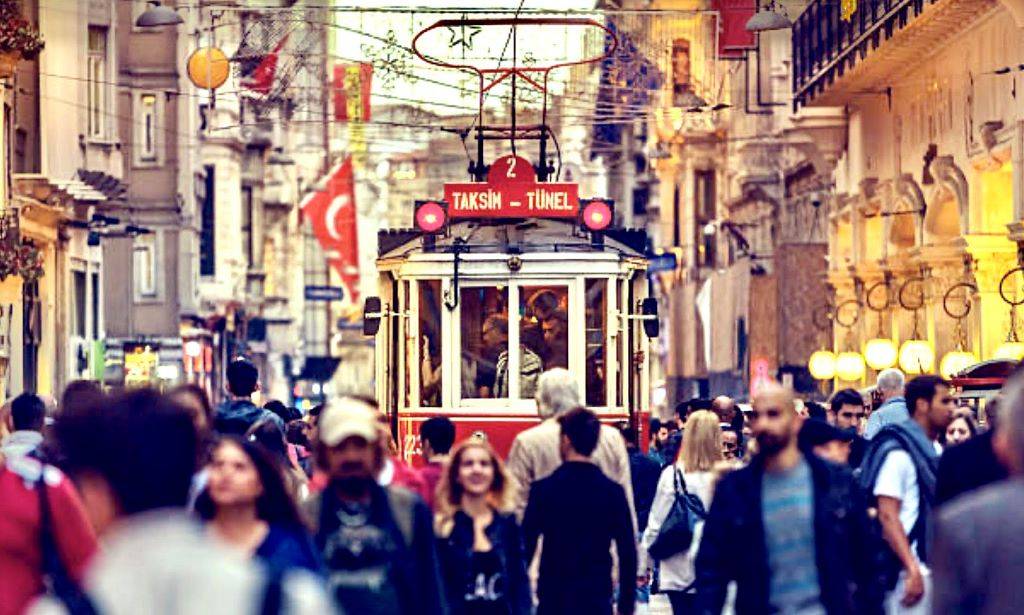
[695,383,884,614]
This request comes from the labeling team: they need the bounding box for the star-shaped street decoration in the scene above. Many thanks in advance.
[446,19,481,56]
[361,30,414,90]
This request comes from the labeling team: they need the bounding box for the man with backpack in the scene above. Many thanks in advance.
[696,383,884,615]
[306,397,447,615]
[859,375,954,614]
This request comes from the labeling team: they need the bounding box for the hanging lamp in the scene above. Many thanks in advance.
[994,266,1024,361]
[897,274,934,375]
[938,280,979,379]
[863,278,898,370]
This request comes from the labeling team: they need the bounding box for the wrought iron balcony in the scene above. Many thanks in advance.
[792,0,939,108]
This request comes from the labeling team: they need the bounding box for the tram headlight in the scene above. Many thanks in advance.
[580,199,613,232]
[414,200,448,234]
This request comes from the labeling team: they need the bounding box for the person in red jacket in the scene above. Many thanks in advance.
[0,454,98,615]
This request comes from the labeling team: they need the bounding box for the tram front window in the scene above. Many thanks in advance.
[585,279,607,406]
[521,286,569,383]
[419,280,442,407]
[461,287,508,399]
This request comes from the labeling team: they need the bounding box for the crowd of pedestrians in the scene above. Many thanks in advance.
[2,355,1023,614]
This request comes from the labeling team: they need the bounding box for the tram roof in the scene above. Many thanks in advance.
[377,219,648,262]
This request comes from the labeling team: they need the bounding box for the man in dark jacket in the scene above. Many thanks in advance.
[696,383,884,615]
[618,422,660,533]
[214,358,284,436]
[307,397,447,615]
[523,407,637,615]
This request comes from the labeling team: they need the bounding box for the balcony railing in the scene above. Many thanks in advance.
[792,0,936,107]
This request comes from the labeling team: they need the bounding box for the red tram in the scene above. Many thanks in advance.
[361,154,657,461]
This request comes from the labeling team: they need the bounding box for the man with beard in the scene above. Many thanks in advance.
[305,398,447,615]
[696,383,883,615]
[858,375,954,614]
[829,388,869,467]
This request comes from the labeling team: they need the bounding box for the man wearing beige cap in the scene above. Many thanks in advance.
[305,397,447,615]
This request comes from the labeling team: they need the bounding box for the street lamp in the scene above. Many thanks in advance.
[746,0,792,32]
[136,1,183,28]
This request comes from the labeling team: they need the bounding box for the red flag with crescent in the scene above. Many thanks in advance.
[242,34,290,95]
[300,156,360,300]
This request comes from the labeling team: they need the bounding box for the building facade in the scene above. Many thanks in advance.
[795,0,1024,386]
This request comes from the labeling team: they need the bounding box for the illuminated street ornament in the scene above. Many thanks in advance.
[835,352,866,382]
[808,350,837,380]
[187,47,230,90]
[864,338,898,370]
[994,341,1024,361]
[414,201,448,234]
[940,350,978,379]
[899,339,935,375]
[581,200,613,232]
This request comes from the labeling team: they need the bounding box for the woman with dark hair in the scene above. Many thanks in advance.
[435,438,531,615]
[944,408,979,446]
[168,384,215,440]
[195,437,321,573]
[246,418,310,501]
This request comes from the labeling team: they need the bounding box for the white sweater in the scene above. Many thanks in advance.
[640,466,715,592]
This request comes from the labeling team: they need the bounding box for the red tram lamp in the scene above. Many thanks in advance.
[580,199,613,232]
[414,200,448,234]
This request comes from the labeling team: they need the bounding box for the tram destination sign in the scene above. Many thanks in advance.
[444,154,579,220]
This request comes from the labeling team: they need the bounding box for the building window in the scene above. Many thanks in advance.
[241,184,254,269]
[133,233,158,300]
[133,92,161,166]
[73,270,87,337]
[87,26,108,139]
[672,38,691,98]
[695,170,716,268]
[199,166,215,276]
[91,271,100,339]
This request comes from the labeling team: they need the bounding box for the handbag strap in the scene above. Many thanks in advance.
[36,474,99,615]
[673,467,690,496]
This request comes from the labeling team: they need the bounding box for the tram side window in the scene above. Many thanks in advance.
[461,287,508,399]
[585,279,607,407]
[520,286,569,398]
[419,280,442,407]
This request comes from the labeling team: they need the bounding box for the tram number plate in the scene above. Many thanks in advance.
[444,154,579,220]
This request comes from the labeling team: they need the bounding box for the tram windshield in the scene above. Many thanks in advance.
[461,286,509,399]
[398,276,623,410]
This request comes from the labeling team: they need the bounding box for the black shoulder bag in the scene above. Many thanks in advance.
[648,469,707,561]
[36,476,99,615]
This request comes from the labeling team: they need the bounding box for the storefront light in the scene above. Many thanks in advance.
[899,339,935,375]
[808,350,837,380]
[835,351,866,382]
[864,338,898,370]
[156,364,180,381]
[184,340,203,358]
[939,350,978,379]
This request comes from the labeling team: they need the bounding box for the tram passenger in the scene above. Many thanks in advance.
[540,310,569,370]
[474,315,507,398]
[495,323,544,399]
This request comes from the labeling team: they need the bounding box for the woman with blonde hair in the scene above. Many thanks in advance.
[642,410,723,614]
[435,438,531,614]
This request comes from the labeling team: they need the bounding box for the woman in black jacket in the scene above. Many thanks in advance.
[435,437,531,615]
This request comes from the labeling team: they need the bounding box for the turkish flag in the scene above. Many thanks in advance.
[300,157,361,301]
[242,34,290,95]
